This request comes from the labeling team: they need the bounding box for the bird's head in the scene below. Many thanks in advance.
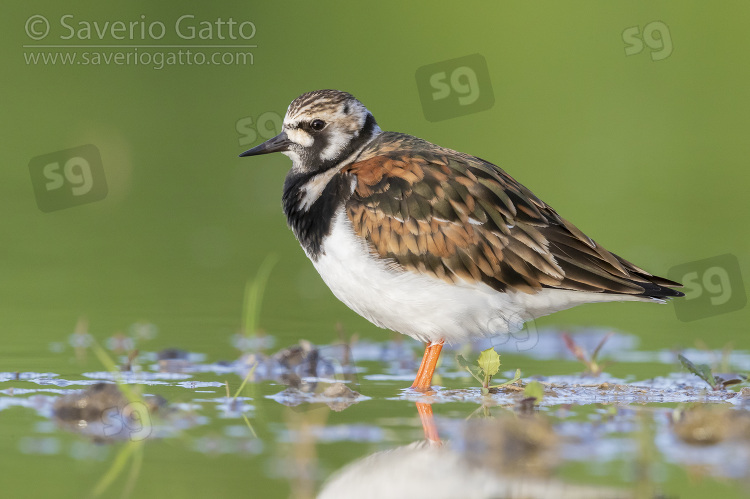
[240,89,380,172]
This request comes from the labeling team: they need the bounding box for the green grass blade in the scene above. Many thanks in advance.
[91,441,141,497]
[121,442,144,499]
[90,340,142,404]
[242,413,258,438]
[232,362,258,400]
[243,254,279,337]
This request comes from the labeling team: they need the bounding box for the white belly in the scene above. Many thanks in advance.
[308,210,645,344]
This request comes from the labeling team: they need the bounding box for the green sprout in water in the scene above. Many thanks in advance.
[457,347,521,395]
[678,353,747,391]
[225,362,259,438]
[694,339,735,374]
[89,340,149,498]
[561,332,613,376]
[242,254,279,340]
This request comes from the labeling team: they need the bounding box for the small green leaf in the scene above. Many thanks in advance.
[679,354,717,389]
[523,380,545,403]
[456,354,484,384]
[456,354,472,369]
[488,369,522,389]
[477,348,501,378]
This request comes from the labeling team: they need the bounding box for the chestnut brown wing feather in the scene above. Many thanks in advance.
[343,133,683,298]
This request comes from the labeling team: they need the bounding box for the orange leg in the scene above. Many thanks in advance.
[416,402,440,443]
[410,340,445,392]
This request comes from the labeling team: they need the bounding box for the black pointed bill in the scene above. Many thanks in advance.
[239,131,292,157]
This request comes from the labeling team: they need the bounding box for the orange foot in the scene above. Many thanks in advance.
[410,340,444,392]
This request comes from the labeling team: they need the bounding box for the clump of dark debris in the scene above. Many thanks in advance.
[53,382,166,442]
[242,340,357,389]
[271,382,365,412]
[156,348,192,373]
[239,340,365,411]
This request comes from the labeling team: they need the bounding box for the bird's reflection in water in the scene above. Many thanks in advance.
[318,401,631,499]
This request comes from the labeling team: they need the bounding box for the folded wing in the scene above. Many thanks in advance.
[344,133,683,298]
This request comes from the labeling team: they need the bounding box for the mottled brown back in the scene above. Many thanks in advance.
[343,132,682,297]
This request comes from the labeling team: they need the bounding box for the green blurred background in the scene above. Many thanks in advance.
[4,1,747,355]
[2,1,750,497]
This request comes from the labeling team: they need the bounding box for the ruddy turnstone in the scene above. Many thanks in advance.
[240,89,683,391]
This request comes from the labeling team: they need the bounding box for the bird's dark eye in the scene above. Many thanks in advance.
[310,119,326,131]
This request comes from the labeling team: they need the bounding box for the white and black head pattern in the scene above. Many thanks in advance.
[282,90,379,172]
[239,90,381,257]
[241,90,380,173]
